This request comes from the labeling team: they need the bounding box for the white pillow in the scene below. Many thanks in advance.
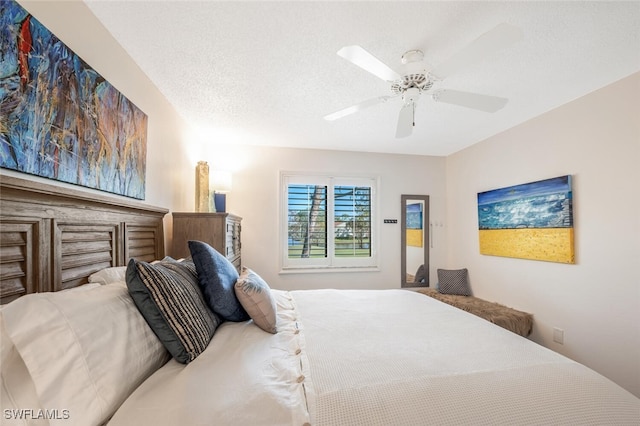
[1,313,46,426]
[88,261,184,285]
[88,266,127,285]
[1,283,170,426]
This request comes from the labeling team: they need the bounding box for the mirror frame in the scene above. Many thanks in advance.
[401,194,430,288]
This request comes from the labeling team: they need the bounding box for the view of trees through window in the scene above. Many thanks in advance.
[287,184,371,259]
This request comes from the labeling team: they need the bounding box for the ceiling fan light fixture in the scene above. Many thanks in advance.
[402,87,421,105]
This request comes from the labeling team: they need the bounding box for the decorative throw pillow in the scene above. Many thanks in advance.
[413,264,426,283]
[126,257,221,364]
[437,268,471,296]
[234,267,277,334]
[189,240,249,322]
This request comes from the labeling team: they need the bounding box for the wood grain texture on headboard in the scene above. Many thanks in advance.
[0,175,168,304]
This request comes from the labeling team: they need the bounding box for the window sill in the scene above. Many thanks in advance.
[279,266,380,275]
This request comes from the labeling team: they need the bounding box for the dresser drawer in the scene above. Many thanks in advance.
[230,255,241,273]
[225,217,241,259]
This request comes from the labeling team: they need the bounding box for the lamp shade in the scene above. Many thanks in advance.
[210,171,232,193]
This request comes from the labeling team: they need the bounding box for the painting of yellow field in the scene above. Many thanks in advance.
[477,176,575,264]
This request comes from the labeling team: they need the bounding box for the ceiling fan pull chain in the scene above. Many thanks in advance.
[412,102,416,127]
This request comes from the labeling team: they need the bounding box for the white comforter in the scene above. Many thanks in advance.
[109,289,640,425]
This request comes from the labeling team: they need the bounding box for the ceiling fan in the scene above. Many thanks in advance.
[323,23,523,138]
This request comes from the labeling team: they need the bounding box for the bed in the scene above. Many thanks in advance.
[1,175,639,426]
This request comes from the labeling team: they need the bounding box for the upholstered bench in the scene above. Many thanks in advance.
[416,288,533,337]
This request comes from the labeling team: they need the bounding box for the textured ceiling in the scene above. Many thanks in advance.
[85,1,640,156]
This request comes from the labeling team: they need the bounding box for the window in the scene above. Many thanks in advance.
[281,173,378,271]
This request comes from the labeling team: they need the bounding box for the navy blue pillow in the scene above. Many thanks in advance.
[188,240,249,322]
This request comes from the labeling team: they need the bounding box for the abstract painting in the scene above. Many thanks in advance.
[0,0,147,199]
[477,175,574,263]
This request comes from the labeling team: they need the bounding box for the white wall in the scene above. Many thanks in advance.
[207,145,446,290]
[8,1,193,250]
[445,72,640,397]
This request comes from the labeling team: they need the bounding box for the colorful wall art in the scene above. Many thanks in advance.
[477,175,575,263]
[0,0,147,199]
[406,202,424,248]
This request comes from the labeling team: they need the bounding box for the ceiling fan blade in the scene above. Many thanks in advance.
[432,89,508,113]
[395,103,414,138]
[337,45,402,82]
[430,23,523,79]
[324,96,392,121]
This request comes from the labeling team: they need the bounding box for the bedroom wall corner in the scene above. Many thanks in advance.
[444,72,640,397]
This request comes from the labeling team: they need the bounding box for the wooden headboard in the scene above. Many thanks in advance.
[0,175,168,304]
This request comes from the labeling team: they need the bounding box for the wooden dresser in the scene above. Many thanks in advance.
[171,212,242,272]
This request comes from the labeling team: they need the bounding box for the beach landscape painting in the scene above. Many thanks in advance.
[0,0,147,199]
[477,175,575,263]
[406,202,424,248]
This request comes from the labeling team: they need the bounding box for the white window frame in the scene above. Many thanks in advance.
[279,171,379,273]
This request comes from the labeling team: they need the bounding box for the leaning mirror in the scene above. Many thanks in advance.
[401,194,430,288]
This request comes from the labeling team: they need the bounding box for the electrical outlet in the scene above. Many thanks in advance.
[553,327,564,344]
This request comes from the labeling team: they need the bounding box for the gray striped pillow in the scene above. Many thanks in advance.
[126,258,221,364]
